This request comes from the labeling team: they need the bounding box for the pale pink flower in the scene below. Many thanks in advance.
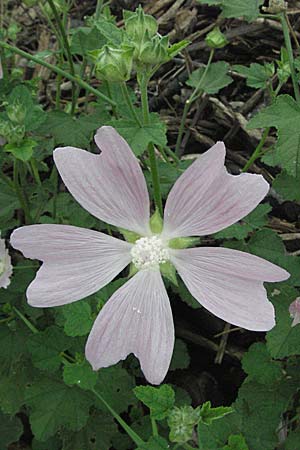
[11,126,289,384]
[289,298,300,327]
[0,235,13,289]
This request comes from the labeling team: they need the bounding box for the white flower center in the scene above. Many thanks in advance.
[131,236,169,270]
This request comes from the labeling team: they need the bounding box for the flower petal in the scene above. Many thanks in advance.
[162,142,269,238]
[170,247,289,331]
[10,224,132,307]
[54,126,151,236]
[0,237,13,289]
[85,269,174,385]
[289,298,300,327]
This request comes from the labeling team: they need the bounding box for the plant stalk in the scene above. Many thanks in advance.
[46,0,77,113]
[280,12,300,103]
[0,41,116,107]
[242,127,270,172]
[91,388,146,447]
[139,76,163,215]
[175,49,215,156]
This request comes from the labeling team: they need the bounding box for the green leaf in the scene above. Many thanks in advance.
[0,412,23,450]
[44,192,97,229]
[168,40,190,58]
[169,338,190,370]
[0,362,35,415]
[233,63,274,89]
[37,111,101,147]
[109,113,167,156]
[93,364,136,413]
[175,279,201,309]
[70,27,106,55]
[94,16,124,46]
[4,138,37,161]
[0,325,29,377]
[27,326,72,372]
[242,342,282,384]
[273,171,300,201]
[197,377,295,450]
[248,95,300,177]
[223,434,249,450]
[245,229,300,286]
[61,413,118,450]
[0,178,19,221]
[223,0,263,22]
[8,85,45,131]
[214,223,252,240]
[136,436,170,450]
[199,401,233,425]
[284,430,300,450]
[187,61,233,94]
[134,384,175,420]
[25,378,93,441]
[61,300,94,337]
[206,0,264,22]
[63,360,98,391]
[266,285,300,358]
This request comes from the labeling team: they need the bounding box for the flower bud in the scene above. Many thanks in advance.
[93,45,133,82]
[168,406,199,443]
[139,35,169,66]
[124,5,158,42]
[205,27,228,49]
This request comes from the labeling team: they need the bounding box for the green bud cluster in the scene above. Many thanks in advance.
[124,6,170,69]
[91,5,188,82]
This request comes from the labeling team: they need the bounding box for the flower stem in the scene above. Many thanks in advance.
[139,76,163,215]
[121,81,142,126]
[13,307,38,334]
[175,49,215,156]
[91,388,146,447]
[242,127,270,172]
[95,0,103,19]
[280,12,300,103]
[13,159,32,224]
[0,41,116,107]
[46,0,77,114]
[151,417,158,436]
[30,158,42,186]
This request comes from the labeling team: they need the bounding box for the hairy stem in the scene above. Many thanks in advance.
[175,49,215,156]
[13,159,31,224]
[46,0,77,113]
[242,127,270,172]
[0,41,116,106]
[121,82,142,126]
[280,12,300,103]
[91,388,146,447]
[139,76,163,215]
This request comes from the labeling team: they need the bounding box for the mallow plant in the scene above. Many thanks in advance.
[0,1,300,449]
